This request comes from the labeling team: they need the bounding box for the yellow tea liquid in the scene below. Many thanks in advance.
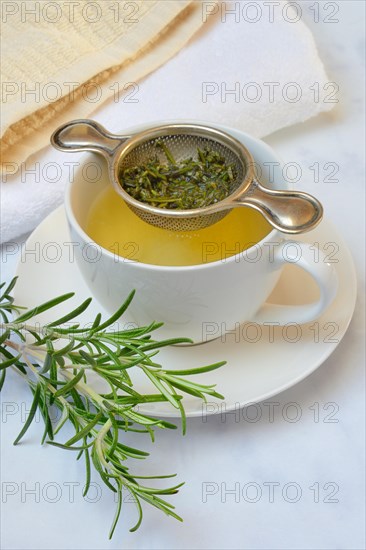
[86,187,271,266]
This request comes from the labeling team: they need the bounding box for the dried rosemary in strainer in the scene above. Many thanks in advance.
[119,142,236,210]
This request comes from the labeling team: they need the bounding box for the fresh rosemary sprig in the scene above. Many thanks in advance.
[0,278,225,538]
[120,144,236,210]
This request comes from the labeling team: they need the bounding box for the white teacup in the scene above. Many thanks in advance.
[65,121,338,343]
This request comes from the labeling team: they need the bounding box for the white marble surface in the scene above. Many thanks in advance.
[1,2,365,549]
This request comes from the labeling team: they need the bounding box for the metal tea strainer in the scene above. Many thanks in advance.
[51,119,323,233]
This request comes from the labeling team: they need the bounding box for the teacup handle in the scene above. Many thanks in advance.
[252,241,338,325]
[51,119,128,159]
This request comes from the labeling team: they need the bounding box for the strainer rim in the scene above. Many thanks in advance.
[110,123,254,217]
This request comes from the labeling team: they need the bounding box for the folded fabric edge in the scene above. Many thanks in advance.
[0,0,194,138]
[0,1,208,173]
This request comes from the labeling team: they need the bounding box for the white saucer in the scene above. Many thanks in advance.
[14,207,356,417]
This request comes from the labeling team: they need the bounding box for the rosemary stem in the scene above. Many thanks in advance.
[95,419,113,468]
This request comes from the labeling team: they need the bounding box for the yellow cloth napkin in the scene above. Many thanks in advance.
[0,0,205,172]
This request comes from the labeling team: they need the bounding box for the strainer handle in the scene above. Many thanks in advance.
[51,119,128,158]
[236,180,323,234]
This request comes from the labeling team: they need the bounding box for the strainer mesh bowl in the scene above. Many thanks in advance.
[116,133,246,231]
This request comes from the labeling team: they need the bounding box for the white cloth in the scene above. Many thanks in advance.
[0,2,333,244]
